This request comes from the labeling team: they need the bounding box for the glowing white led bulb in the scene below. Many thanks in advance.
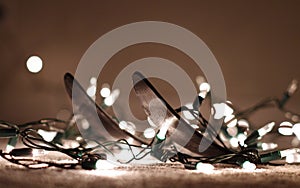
[258,122,275,137]
[100,83,111,98]
[260,142,278,151]
[104,89,120,106]
[199,82,210,98]
[242,161,256,171]
[280,148,300,158]
[292,123,300,140]
[286,153,300,163]
[143,127,156,139]
[278,121,293,136]
[95,160,116,170]
[37,129,57,142]
[196,162,214,173]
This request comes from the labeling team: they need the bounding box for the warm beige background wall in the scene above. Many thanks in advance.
[0,0,299,127]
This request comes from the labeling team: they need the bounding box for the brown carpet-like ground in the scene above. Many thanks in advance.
[0,158,300,188]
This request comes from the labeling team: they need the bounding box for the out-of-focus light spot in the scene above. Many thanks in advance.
[87,85,97,97]
[224,114,237,128]
[147,116,157,128]
[125,122,136,135]
[196,162,214,173]
[90,77,97,85]
[126,137,134,144]
[229,137,239,148]
[5,145,14,153]
[280,148,300,158]
[227,126,238,137]
[278,121,293,136]
[190,124,199,129]
[26,55,43,73]
[212,102,234,120]
[237,133,247,146]
[32,149,45,157]
[286,153,300,163]
[143,127,156,139]
[285,112,292,119]
[292,123,300,140]
[226,100,232,104]
[242,161,256,171]
[292,115,299,122]
[261,142,278,151]
[291,137,300,147]
[96,160,115,170]
[238,119,249,128]
[80,119,90,130]
[195,76,205,86]
[104,89,120,106]
[258,122,275,136]
[118,121,127,130]
[199,82,211,93]
[100,84,111,98]
[37,130,57,142]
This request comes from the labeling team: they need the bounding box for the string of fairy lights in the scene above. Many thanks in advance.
[0,72,299,172]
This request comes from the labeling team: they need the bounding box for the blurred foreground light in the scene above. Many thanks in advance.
[26,55,43,73]
[5,145,14,153]
[292,123,300,139]
[37,129,57,142]
[104,89,120,106]
[143,127,156,139]
[196,162,214,173]
[95,160,116,170]
[242,161,256,171]
[286,153,300,163]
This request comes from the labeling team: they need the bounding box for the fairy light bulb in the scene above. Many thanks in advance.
[287,79,298,96]
[143,127,156,139]
[260,148,300,163]
[278,121,293,136]
[26,55,43,73]
[224,114,237,128]
[156,117,176,140]
[118,121,127,130]
[100,83,111,98]
[85,77,97,100]
[212,102,234,119]
[258,122,275,136]
[32,149,45,157]
[199,82,210,98]
[292,123,300,140]
[242,161,256,171]
[237,133,247,146]
[260,142,278,151]
[37,129,57,142]
[196,162,214,172]
[95,160,116,170]
[229,137,239,148]
[280,148,300,158]
[104,89,120,106]
[286,153,300,163]
[244,122,275,146]
[5,145,15,153]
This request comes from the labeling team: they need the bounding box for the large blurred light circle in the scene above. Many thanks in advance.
[26,55,43,73]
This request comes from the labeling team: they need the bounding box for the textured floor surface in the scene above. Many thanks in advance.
[0,158,300,188]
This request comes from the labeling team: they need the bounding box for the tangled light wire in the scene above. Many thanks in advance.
[0,73,299,172]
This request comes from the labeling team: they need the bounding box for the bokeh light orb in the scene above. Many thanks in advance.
[26,55,43,73]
